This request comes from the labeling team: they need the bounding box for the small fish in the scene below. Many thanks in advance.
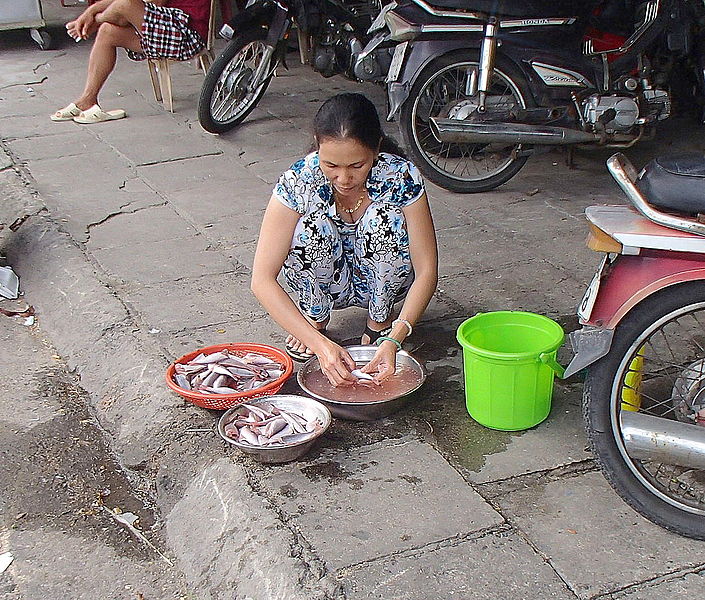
[211,364,236,377]
[245,404,270,421]
[211,386,239,394]
[174,374,191,390]
[238,427,260,445]
[221,356,252,368]
[172,348,286,395]
[223,403,323,448]
[226,367,256,378]
[261,417,287,438]
[279,411,307,434]
[200,370,220,388]
[224,424,239,438]
[351,369,374,381]
[192,351,228,365]
[279,432,316,444]
[175,364,207,375]
[242,353,274,366]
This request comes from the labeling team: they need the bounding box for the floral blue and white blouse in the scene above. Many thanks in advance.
[272,151,426,322]
[273,151,425,217]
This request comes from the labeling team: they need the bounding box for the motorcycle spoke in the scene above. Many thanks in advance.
[411,60,522,183]
[210,41,270,125]
[213,94,241,121]
[645,463,705,507]
[631,387,678,418]
[613,304,705,514]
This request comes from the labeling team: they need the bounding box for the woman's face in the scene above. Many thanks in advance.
[317,137,377,196]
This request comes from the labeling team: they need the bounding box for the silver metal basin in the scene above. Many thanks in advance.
[217,395,331,464]
[297,345,426,421]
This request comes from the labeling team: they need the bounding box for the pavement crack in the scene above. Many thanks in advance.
[0,76,48,90]
[32,60,54,74]
[475,459,597,500]
[597,563,705,599]
[242,465,341,599]
[85,201,169,237]
[337,524,513,575]
[137,151,223,167]
[543,198,581,221]
[8,207,47,232]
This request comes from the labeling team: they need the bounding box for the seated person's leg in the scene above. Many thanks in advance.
[96,0,146,31]
[54,1,144,121]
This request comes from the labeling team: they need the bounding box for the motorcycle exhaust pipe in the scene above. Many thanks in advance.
[429,119,601,145]
[621,411,705,470]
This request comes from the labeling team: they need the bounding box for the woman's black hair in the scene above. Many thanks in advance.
[313,93,405,157]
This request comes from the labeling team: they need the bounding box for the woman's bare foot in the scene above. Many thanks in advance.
[285,335,315,358]
[285,319,328,361]
[66,16,98,41]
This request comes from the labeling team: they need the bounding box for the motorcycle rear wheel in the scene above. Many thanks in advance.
[584,281,705,539]
[399,50,533,194]
[198,33,276,134]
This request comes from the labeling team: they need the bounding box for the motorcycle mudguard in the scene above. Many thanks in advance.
[583,252,705,330]
[387,38,483,120]
[226,0,290,45]
[564,252,705,377]
[227,2,277,31]
[386,35,587,120]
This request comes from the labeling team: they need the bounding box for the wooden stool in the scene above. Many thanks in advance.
[147,0,217,112]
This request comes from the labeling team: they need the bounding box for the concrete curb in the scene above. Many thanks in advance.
[0,146,339,598]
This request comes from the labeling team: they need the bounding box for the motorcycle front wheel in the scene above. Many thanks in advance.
[584,281,705,539]
[399,50,533,194]
[198,33,277,134]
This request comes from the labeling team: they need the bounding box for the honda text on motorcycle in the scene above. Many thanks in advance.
[565,152,705,539]
[374,0,705,192]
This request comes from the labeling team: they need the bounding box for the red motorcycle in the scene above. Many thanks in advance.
[566,152,705,539]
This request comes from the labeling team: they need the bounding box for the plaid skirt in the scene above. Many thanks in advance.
[127,3,205,62]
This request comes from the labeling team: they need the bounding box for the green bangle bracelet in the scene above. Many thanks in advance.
[375,336,402,350]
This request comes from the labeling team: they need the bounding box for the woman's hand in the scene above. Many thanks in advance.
[361,341,397,384]
[316,339,358,387]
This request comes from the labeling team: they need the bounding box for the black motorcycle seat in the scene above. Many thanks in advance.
[637,154,705,216]
[421,0,590,18]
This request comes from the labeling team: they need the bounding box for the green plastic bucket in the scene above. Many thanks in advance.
[456,311,565,431]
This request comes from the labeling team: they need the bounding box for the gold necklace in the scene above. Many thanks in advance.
[335,191,365,215]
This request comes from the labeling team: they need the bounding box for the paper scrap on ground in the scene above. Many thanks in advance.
[0,552,14,573]
[0,266,19,299]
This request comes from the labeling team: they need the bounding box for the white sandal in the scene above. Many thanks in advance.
[50,102,82,122]
[72,104,126,124]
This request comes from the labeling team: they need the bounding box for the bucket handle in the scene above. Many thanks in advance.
[539,352,566,379]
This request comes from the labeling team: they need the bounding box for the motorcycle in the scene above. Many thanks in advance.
[372,0,705,193]
[198,0,393,134]
[565,151,705,539]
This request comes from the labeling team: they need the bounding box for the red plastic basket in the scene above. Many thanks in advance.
[165,343,294,410]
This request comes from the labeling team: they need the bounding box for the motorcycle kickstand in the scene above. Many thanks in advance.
[565,146,577,169]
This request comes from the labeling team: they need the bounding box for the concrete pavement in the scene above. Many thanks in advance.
[2,8,705,599]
